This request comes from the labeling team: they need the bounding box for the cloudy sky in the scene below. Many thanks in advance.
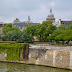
[0,0,72,23]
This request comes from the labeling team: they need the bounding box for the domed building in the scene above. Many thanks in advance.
[46,9,55,22]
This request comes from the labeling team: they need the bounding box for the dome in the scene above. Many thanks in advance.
[46,9,55,22]
[48,13,54,17]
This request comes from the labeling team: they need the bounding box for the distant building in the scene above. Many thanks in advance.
[58,19,72,27]
[46,9,55,23]
[13,22,38,31]
[13,16,38,31]
[45,9,72,27]
[13,18,20,23]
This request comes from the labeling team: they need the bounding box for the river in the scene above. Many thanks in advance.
[0,62,71,72]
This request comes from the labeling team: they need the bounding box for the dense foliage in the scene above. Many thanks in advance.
[0,43,26,61]
[50,24,72,42]
[25,20,56,41]
[1,21,72,42]
[2,23,32,41]
[3,23,20,34]
[25,21,72,42]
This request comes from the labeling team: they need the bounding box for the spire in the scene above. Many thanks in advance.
[28,16,30,22]
[50,9,52,13]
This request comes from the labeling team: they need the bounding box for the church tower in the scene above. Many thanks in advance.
[46,9,55,22]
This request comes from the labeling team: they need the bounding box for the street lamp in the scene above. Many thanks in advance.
[49,34,51,45]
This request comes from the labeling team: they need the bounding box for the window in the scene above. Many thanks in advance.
[62,23,64,24]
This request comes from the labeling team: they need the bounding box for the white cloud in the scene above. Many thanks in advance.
[54,10,72,21]
[15,4,48,23]
[50,1,55,7]
[0,0,72,23]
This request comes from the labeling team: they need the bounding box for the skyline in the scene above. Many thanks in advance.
[0,0,72,23]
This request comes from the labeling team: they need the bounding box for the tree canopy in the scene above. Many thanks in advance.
[3,23,20,34]
[50,24,72,41]
[25,20,56,41]
[1,21,72,42]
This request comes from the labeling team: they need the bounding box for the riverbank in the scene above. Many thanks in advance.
[0,43,72,70]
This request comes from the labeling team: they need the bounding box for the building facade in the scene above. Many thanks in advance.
[13,16,38,31]
[13,22,38,31]
[58,19,72,27]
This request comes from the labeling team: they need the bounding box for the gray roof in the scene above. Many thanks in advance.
[13,22,38,27]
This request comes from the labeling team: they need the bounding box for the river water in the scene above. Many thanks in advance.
[0,62,72,72]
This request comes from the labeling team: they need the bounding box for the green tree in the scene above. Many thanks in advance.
[68,24,72,29]
[35,20,56,41]
[3,23,20,34]
[63,30,72,41]
[50,29,63,40]
[2,31,22,41]
[42,20,53,28]
[25,24,37,36]
[55,33,65,41]
[59,24,65,30]
[19,30,33,41]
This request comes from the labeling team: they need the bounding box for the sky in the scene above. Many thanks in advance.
[0,0,72,23]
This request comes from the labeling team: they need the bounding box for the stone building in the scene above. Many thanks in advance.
[13,16,38,31]
[45,9,72,27]
[46,9,55,23]
[13,22,38,31]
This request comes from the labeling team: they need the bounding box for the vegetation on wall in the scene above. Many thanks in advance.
[0,43,26,61]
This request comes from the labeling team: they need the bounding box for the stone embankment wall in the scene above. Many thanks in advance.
[0,45,72,70]
[28,48,71,70]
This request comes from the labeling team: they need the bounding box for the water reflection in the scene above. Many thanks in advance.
[0,62,71,72]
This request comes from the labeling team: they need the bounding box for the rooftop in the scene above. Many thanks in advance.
[61,21,72,23]
[13,22,38,27]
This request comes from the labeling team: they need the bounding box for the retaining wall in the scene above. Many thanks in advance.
[28,48,72,69]
[0,45,72,70]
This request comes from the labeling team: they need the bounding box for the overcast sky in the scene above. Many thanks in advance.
[0,0,72,23]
